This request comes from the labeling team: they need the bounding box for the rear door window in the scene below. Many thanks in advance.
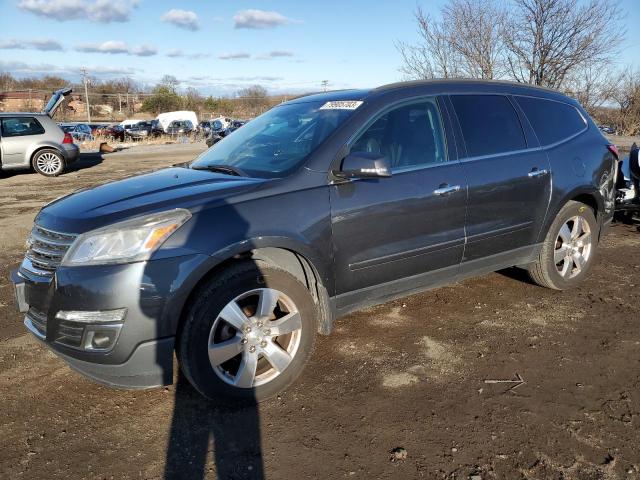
[1,117,45,137]
[450,95,526,157]
[515,96,587,146]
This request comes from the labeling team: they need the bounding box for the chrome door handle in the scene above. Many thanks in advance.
[433,184,461,196]
[528,168,549,178]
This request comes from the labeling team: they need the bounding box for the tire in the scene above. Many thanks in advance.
[178,260,317,402]
[528,201,598,290]
[32,149,65,177]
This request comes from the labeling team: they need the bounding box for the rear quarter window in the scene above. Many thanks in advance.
[1,117,45,137]
[515,96,587,146]
[450,95,526,157]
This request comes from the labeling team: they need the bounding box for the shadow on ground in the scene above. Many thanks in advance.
[165,374,264,480]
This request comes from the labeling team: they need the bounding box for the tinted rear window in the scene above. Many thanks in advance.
[451,95,526,157]
[516,96,586,146]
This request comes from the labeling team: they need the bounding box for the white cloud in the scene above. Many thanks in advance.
[76,40,129,54]
[18,0,138,23]
[256,50,295,60]
[234,9,299,29]
[161,9,199,31]
[0,38,64,51]
[166,49,210,59]
[75,41,157,56]
[218,52,251,60]
[130,45,157,57]
[166,49,184,58]
[0,60,135,76]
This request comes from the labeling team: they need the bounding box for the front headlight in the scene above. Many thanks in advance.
[61,209,191,266]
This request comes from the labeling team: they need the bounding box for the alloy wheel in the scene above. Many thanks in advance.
[208,288,302,388]
[554,215,592,279]
[36,152,62,175]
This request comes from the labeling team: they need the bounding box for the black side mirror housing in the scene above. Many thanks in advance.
[335,152,392,179]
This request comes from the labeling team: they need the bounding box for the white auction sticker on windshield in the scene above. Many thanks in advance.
[319,101,363,110]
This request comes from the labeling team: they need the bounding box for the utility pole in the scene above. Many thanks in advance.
[321,80,329,92]
[81,68,91,123]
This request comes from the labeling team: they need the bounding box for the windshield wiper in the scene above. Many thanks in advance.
[191,164,247,177]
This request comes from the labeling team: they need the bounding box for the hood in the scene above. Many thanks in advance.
[36,167,266,233]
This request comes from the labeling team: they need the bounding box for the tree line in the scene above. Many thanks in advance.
[0,72,284,119]
[397,0,640,135]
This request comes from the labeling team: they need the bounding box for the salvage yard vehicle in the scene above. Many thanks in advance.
[1,87,79,177]
[166,120,195,136]
[10,80,618,400]
[615,143,640,222]
[155,111,198,134]
[126,121,153,140]
[60,123,94,142]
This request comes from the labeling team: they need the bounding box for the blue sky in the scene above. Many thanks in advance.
[1,0,639,96]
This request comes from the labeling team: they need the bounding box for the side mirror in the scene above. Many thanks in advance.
[336,152,392,179]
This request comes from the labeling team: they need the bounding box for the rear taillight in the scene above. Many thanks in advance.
[63,132,73,144]
[607,144,619,159]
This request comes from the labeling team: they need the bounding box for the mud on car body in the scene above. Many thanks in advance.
[11,80,617,400]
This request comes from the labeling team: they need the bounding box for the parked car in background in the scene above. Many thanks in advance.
[205,119,247,148]
[119,119,146,136]
[166,120,195,136]
[93,124,113,137]
[155,111,198,134]
[1,87,78,176]
[88,123,108,136]
[599,125,615,135]
[9,81,618,400]
[127,121,153,140]
[60,123,94,142]
[198,121,215,136]
[102,125,125,142]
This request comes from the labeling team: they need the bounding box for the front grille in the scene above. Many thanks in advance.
[55,320,85,348]
[23,225,76,276]
[26,307,47,338]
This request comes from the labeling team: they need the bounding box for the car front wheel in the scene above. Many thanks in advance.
[178,260,317,401]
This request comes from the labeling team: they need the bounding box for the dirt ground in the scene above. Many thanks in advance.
[1,144,639,480]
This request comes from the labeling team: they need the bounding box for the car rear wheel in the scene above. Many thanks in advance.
[528,201,598,290]
[32,149,65,177]
[178,260,317,401]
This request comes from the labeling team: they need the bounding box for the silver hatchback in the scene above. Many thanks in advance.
[0,88,79,177]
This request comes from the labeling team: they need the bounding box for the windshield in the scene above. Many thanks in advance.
[61,125,74,132]
[191,101,357,178]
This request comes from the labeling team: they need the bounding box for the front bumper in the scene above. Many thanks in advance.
[10,253,210,389]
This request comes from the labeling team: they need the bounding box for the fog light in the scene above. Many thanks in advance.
[83,324,123,352]
[54,309,126,352]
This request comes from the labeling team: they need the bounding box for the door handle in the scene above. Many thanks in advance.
[433,184,461,196]
[528,168,549,178]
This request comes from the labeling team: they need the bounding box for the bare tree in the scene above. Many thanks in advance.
[610,67,640,135]
[396,7,462,79]
[563,61,618,114]
[444,0,506,79]
[503,0,625,89]
[397,1,506,80]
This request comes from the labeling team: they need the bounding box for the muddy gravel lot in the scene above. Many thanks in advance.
[1,144,639,480]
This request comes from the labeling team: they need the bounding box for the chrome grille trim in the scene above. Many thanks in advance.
[23,224,77,277]
[25,307,47,339]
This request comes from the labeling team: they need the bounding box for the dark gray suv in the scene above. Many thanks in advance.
[10,80,618,401]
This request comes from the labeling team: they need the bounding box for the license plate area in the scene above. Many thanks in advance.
[10,269,29,313]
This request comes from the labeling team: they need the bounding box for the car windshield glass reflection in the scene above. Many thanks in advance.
[191,101,357,178]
